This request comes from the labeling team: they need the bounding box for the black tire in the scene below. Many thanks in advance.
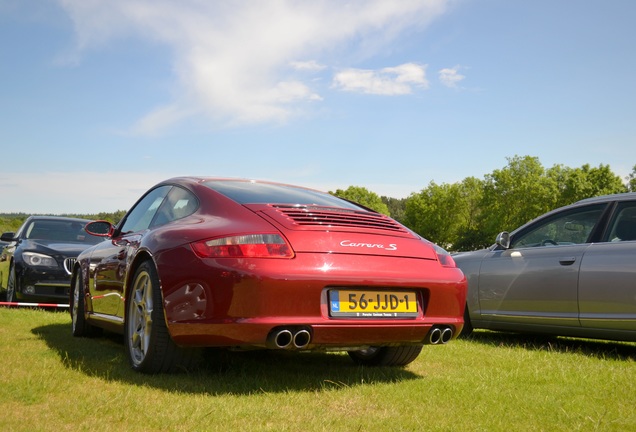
[348,345,422,367]
[6,266,18,303]
[71,271,101,337]
[124,260,199,374]
[459,304,473,337]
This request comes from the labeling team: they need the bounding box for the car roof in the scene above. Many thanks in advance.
[574,192,636,205]
[505,192,636,237]
[164,176,320,190]
[25,215,93,223]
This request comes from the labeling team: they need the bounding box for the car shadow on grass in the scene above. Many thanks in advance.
[32,323,421,395]
[464,330,636,361]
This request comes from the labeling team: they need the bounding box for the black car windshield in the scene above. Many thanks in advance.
[25,220,104,245]
[203,180,365,211]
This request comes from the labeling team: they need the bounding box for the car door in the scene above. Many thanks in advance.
[90,186,172,316]
[478,203,607,327]
[578,200,636,331]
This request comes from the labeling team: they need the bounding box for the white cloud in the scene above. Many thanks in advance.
[439,65,465,88]
[57,0,451,131]
[290,60,326,72]
[332,63,429,95]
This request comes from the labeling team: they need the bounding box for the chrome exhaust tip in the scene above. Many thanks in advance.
[440,327,453,344]
[293,329,311,349]
[268,329,293,349]
[428,327,442,345]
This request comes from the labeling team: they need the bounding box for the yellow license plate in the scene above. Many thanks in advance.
[329,289,418,318]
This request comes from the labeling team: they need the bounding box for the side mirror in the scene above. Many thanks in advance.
[495,232,511,249]
[85,221,114,237]
[0,232,16,242]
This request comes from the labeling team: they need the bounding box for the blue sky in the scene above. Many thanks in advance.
[1,0,635,214]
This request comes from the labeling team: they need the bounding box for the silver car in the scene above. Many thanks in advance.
[454,192,636,341]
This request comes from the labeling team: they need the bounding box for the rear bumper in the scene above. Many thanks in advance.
[157,249,466,349]
[168,317,464,349]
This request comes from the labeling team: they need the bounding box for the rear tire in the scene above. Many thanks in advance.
[348,345,422,367]
[71,271,101,337]
[459,304,473,337]
[125,260,199,373]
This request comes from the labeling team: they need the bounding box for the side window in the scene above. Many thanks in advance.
[119,186,172,234]
[151,186,199,228]
[512,204,606,248]
[606,202,636,242]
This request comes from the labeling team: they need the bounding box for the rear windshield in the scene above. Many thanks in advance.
[203,180,365,211]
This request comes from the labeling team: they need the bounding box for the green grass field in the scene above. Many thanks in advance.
[1,307,635,431]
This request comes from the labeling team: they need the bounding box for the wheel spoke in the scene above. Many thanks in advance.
[128,271,153,366]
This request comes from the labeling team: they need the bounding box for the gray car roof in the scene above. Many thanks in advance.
[575,192,636,205]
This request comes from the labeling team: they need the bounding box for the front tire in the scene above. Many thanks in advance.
[71,271,101,337]
[6,266,18,303]
[125,260,199,373]
[348,345,422,367]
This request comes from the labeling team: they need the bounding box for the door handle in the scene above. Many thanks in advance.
[559,257,576,265]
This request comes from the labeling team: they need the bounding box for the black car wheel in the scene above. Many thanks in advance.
[71,271,101,337]
[348,345,422,367]
[6,266,18,303]
[124,260,199,373]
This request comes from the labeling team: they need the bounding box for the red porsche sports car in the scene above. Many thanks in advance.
[71,177,466,373]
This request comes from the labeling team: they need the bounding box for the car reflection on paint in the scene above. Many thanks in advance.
[70,176,466,373]
[454,192,636,342]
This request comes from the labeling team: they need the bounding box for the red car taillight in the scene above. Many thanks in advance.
[191,234,295,259]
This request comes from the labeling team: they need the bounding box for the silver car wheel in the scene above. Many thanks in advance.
[128,269,154,367]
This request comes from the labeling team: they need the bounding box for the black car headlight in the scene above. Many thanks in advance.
[22,252,58,268]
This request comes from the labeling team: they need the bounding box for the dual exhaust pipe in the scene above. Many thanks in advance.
[267,327,312,350]
[425,326,453,345]
[268,325,452,349]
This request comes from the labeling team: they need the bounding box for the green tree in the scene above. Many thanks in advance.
[452,177,487,251]
[331,186,391,216]
[0,215,28,235]
[403,182,465,249]
[403,177,484,251]
[381,196,406,223]
[478,155,559,242]
[95,210,127,225]
[400,155,629,252]
[627,165,636,192]
[551,163,627,207]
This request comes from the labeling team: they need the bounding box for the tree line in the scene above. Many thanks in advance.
[333,155,636,251]
[0,211,126,236]
[2,155,634,251]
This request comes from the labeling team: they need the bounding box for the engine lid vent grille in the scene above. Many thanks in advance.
[272,205,408,233]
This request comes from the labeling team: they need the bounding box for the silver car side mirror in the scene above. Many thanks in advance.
[495,232,511,249]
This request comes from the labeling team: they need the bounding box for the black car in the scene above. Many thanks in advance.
[0,216,104,304]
